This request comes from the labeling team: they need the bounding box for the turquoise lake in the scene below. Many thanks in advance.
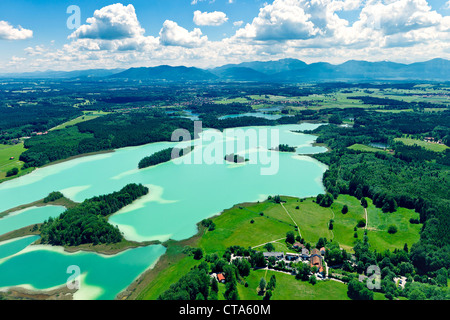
[0,123,327,299]
[0,206,66,236]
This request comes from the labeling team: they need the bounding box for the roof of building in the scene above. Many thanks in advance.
[217,273,225,282]
[311,255,321,266]
[263,252,284,258]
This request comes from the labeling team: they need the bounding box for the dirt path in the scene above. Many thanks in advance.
[252,238,285,249]
[364,207,368,229]
[280,202,302,238]
[328,208,335,240]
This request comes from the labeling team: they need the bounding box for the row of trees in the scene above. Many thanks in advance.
[138,146,192,169]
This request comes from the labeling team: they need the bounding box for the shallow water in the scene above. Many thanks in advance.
[0,206,65,236]
[0,123,327,299]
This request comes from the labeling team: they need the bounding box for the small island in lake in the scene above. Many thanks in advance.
[272,144,296,152]
[138,146,192,169]
[224,153,249,164]
[39,183,149,247]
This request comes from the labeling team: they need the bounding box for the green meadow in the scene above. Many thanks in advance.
[348,144,388,153]
[394,137,449,152]
[137,194,421,300]
[0,143,34,181]
[50,111,109,131]
[232,269,352,300]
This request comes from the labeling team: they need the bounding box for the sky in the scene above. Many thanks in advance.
[1,0,450,73]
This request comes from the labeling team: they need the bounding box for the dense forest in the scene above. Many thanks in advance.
[347,96,447,110]
[20,113,196,168]
[308,110,450,293]
[40,183,148,246]
[0,105,81,143]
[18,107,317,169]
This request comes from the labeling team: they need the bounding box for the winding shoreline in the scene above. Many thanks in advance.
[0,121,329,300]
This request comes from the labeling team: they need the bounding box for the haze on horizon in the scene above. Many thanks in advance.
[1,0,450,73]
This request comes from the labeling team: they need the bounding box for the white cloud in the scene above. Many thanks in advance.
[232,0,449,51]
[332,0,362,11]
[5,0,450,73]
[159,20,208,48]
[234,0,352,41]
[191,0,215,5]
[69,3,145,40]
[444,1,450,10]
[24,45,47,56]
[355,0,441,36]
[193,10,228,26]
[234,0,321,41]
[0,21,33,40]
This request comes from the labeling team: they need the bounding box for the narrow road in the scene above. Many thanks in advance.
[280,202,302,238]
[364,207,368,229]
[252,238,285,249]
[328,208,335,240]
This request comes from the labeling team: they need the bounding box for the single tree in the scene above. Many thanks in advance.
[342,205,349,214]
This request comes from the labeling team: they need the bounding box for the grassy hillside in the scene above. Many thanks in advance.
[135,194,420,300]
[394,137,449,152]
[0,143,34,181]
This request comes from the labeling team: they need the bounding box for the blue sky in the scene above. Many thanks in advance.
[1,0,450,72]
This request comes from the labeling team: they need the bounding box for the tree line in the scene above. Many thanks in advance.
[309,109,449,294]
[40,183,148,246]
[138,146,192,169]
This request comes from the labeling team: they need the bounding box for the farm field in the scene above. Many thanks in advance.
[394,137,449,152]
[136,194,421,300]
[0,143,33,181]
[50,110,109,131]
[231,269,353,300]
[348,144,389,153]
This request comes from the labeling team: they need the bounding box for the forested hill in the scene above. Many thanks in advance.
[20,113,196,168]
[40,183,149,246]
[308,110,450,276]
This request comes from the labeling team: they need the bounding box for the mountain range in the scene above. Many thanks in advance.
[2,58,450,82]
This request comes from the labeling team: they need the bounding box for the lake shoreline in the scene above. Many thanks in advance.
[0,122,329,300]
[116,199,286,300]
[0,196,78,219]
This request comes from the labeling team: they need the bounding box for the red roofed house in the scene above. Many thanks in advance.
[310,248,323,273]
[217,273,225,283]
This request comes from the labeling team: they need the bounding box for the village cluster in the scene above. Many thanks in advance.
[211,243,327,285]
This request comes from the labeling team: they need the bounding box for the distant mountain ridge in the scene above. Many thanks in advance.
[0,69,124,79]
[2,58,450,81]
[110,65,218,81]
